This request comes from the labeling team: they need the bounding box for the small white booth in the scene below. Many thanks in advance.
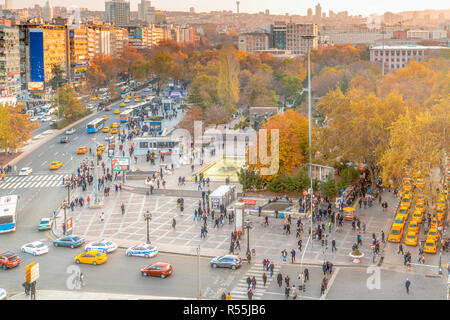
[209,185,236,211]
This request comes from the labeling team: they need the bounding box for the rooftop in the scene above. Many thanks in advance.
[371,45,450,50]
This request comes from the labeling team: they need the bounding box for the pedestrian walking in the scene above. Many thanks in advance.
[398,243,404,255]
[304,268,309,281]
[226,293,231,300]
[172,218,176,229]
[285,285,290,299]
[332,239,337,252]
[247,288,253,300]
[284,274,290,287]
[405,278,411,294]
[262,273,267,287]
[121,203,125,215]
[277,272,283,287]
[291,249,296,263]
[269,262,274,277]
[381,231,385,243]
[221,292,226,300]
[251,276,256,290]
[79,272,85,287]
[247,276,252,289]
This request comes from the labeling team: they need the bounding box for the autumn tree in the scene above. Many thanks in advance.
[217,43,240,113]
[55,84,86,119]
[49,64,67,91]
[248,110,310,181]
[178,106,203,137]
[317,88,409,188]
[0,103,38,151]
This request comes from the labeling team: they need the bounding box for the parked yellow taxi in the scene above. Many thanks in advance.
[423,240,437,254]
[404,232,418,246]
[74,250,107,265]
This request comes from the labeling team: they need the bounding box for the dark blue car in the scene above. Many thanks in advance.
[53,235,85,249]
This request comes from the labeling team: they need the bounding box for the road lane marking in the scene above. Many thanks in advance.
[41,161,47,166]
[34,181,44,188]
[29,181,38,188]
[54,152,59,155]
[37,152,44,157]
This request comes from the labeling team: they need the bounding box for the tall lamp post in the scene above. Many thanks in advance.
[92,137,99,205]
[244,220,253,256]
[302,33,316,249]
[144,211,152,244]
[63,180,72,235]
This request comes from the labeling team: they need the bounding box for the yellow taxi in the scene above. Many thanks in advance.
[437,200,446,210]
[120,103,126,107]
[125,96,131,100]
[114,109,121,114]
[426,228,439,242]
[436,209,445,220]
[49,161,62,170]
[431,216,443,229]
[400,198,412,209]
[411,210,423,224]
[91,96,98,101]
[74,250,108,265]
[77,146,88,154]
[134,98,140,102]
[396,207,409,220]
[414,203,425,214]
[103,115,108,121]
[402,179,413,192]
[415,178,425,188]
[111,128,118,134]
[404,232,418,246]
[416,194,425,203]
[388,225,403,243]
[392,215,406,228]
[103,127,110,133]
[423,240,437,254]
[111,122,119,128]
[97,144,106,151]
[407,221,419,234]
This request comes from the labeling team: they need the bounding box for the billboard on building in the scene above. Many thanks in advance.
[28,82,44,91]
[111,157,130,172]
[29,29,45,83]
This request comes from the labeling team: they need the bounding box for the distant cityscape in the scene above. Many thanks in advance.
[0,0,449,100]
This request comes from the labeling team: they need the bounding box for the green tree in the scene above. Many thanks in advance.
[149,51,175,92]
[49,64,67,91]
[323,175,338,199]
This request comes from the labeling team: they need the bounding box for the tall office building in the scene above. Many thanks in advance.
[315,3,322,19]
[43,1,53,23]
[286,23,318,54]
[105,0,130,26]
[138,0,151,21]
[4,0,12,10]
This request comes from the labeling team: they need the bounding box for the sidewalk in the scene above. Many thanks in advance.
[9,290,191,300]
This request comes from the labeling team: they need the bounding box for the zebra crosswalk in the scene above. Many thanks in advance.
[230,263,281,300]
[0,174,68,190]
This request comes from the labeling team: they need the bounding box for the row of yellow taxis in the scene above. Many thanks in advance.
[388,175,447,254]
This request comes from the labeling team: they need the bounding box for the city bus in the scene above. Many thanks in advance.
[134,136,183,156]
[119,109,135,123]
[0,195,19,233]
[86,118,106,133]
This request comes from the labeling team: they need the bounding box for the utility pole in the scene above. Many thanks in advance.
[381,25,386,77]
[93,137,99,205]
[144,211,152,244]
[244,220,253,256]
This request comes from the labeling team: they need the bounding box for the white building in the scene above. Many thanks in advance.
[42,0,53,23]
[430,30,447,39]
[370,45,450,72]
[406,30,430,39]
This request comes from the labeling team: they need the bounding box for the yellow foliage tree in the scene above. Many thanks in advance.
[0,103,38,151]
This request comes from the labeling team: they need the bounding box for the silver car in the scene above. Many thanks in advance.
[210,255,242,270]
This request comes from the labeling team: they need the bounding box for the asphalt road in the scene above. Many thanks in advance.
[0,90,149,258]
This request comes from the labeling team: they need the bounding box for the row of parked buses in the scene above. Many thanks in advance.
[388,174,447,254]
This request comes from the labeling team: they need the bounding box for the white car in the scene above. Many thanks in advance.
[19,167,33,176]
[0,289,6,300]
[105,135,114,141]
[126,244,158,258]
[21,241,49,256]
[85,239,117,253]
[66,128,76,135]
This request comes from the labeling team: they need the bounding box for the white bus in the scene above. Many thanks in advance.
[134,136,183,156]
[0,195,19,233]
[86,118,106,133]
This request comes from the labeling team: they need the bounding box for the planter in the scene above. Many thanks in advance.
[349,252,364,264]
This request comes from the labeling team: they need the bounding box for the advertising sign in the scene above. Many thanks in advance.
[111,157,130,172]
[29,29,45,83]
[242,199,256,205]
[28,82,44,91]
[66,218,73,233]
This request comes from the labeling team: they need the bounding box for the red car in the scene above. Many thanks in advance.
[141,262,173,278]
[0,252,21,270]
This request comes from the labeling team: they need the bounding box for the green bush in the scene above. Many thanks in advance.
[149,116,163,121]
[51,110,92,130]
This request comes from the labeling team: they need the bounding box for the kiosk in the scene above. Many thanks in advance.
[209,185,236,210]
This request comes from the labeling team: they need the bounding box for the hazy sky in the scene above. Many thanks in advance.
[8,0,450,16]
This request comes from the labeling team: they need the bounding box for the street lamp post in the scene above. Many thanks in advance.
[92,137,99,205]
[244,220,253,256]
[144,211,152,244]
[302,34,316,249]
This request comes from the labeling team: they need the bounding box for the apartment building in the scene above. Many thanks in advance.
[0,26,20,98]
[286,23,318,54]
[68,27,88,81]
[238,31,269,53]
[406,30,430,39]
[105,0,130,26]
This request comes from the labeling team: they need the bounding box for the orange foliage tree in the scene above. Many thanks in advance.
[248,110,310,181]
